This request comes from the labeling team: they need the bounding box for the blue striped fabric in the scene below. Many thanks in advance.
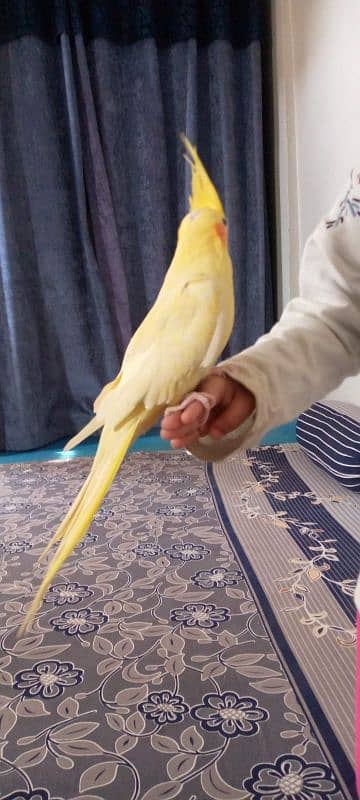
[296,401,360,491]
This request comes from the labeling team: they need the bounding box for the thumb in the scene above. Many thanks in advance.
[208,383,255,439]
[198,372,235,407]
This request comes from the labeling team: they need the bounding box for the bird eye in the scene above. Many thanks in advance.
[222,217,227,226]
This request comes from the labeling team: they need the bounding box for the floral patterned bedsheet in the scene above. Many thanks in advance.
[0,447,357,799]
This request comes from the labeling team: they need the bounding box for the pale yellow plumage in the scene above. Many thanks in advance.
[19,136,234,635]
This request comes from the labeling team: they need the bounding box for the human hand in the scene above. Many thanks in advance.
[160,373,255,449]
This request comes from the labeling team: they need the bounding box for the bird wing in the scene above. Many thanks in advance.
[102,276,228,424]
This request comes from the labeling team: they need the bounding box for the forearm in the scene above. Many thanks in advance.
[190,315,357,462]
[190,190,360,461]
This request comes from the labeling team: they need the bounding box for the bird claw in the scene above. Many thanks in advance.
[165,391,216,426]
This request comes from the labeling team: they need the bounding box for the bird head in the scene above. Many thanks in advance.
[179,135,228,248]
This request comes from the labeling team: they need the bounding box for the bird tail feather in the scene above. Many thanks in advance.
[64,416,103,452]
[19,413,141,636]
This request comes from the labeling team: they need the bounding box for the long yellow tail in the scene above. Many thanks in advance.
[19,414,140,636]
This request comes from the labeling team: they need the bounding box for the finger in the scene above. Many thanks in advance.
[161,399,209,438]
[198,373,230,405]
[161,399,205,430]
[179,400,209,426]
[170,431,201,449]
[209,389,255,439]
[161,421,200,441]
[160,411,184,433]
[161,373,234,442]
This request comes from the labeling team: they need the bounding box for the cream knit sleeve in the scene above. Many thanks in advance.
[190,169,360,462]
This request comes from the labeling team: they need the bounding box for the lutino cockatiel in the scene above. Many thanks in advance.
[20,136,234,634]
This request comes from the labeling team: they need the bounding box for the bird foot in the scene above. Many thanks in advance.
[164,391,216,426]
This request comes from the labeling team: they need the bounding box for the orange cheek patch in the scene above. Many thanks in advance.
[214,222,227,244]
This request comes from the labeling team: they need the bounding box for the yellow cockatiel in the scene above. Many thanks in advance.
[20,136,234,634]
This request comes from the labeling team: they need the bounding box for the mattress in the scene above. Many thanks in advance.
[209,442,358,799]
[0,446,357,799]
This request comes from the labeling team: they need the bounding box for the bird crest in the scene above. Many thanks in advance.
[182,135,225,218]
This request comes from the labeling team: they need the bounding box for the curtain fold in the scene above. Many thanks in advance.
[0,1,274,451]
[0,34,120,450]
[0,1,265,49]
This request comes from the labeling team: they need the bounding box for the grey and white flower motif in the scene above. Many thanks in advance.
[155,504,196,517]
[161,474,188,484]
[14,660,83,699]
[45,582,93,606]
[191,567,244,589]
[95,507,116,520]
[80,532,98,547]
[173,486,210,498]
[243,754,338,798]
[170,603,230,629]
[133,543,163,557]
[0,539,32,554]
[192,692,268,738]
[165,543,210,562]
[139,691,189,724]
[3,502,34,513]
[50,607,108,636]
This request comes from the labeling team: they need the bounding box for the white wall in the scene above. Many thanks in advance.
[272,0,360,403]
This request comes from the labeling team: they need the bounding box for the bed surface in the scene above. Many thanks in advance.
[0,445,357,799]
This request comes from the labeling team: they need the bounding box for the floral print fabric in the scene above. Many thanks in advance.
[0,450,351,799]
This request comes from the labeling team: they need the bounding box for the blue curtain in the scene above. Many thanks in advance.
[0,1,274,451]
